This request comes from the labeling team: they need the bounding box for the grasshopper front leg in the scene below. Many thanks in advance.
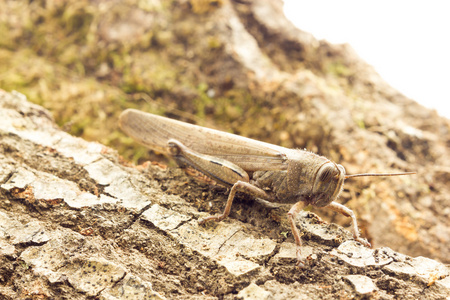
[288,201,307,267]
[167,139,271,223]
[326,201,371,247]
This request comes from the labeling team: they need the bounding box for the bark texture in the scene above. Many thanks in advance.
[1,0,449,299]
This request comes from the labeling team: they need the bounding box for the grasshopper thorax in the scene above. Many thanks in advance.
[311,162,346,207]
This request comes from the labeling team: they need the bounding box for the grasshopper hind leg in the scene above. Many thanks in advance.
[167,139,249,187]
[166,139,271,223]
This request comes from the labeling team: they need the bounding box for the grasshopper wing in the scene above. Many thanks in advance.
[119,109,289,171]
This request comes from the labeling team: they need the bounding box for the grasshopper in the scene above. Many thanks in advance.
[119,109,414,266]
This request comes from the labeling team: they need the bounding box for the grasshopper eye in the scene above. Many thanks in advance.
[312,162,346,207]
[318,165,338,182]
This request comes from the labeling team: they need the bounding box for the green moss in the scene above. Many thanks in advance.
[207,36,222,49]
[193,82,213,119]
[327,61,352,77]
[356,118,366,129]
[121,53,178,95]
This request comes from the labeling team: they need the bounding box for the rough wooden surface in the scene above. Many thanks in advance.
[0,0,448,264]
[1,90,449,299]
[1,0,450,298]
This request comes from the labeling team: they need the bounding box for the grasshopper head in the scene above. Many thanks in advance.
[310,162,415,207]
[311,162,345,207]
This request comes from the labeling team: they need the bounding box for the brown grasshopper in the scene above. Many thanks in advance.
[119,109,414,266]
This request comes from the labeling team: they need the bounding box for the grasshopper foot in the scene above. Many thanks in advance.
[355,237,371,248]
[296,260,306,268]
[295,246,306,268]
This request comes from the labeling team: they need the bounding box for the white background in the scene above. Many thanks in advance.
[283,0,450,119]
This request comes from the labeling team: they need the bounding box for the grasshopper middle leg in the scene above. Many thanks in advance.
[198,180,271,224]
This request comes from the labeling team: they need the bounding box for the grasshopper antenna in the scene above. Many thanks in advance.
[345,172,416,179]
